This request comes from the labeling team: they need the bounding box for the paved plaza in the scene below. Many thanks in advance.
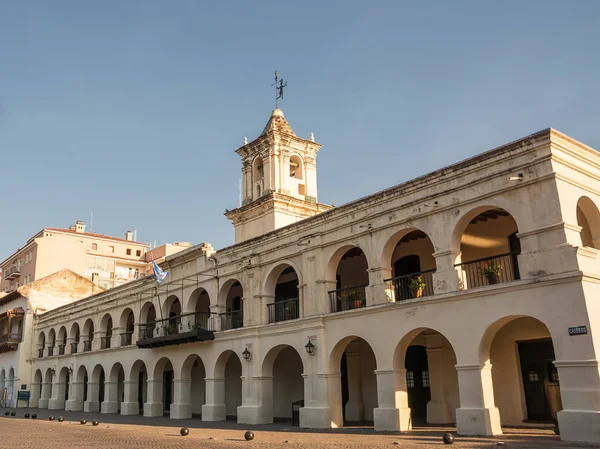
[0,409,598,449]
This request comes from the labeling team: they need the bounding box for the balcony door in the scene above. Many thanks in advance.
[394,255,421,277]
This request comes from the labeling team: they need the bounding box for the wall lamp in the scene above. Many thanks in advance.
[305,339,315,356]
[242,348,252,362]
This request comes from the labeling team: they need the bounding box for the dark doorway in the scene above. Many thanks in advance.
[405,346,431,423]
[509,232,521,279]
[518,339,561,422]
[394,255,421,277]
[340,353,349,424]
[138,372,145,412]
[83,374,88,404]
[99,370,105,407]
[163,370,173,414]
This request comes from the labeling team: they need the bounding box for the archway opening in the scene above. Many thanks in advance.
[220,281,244,330]
[483,316,561,425]
[0,369,5,405]
[47,329,56,356]
[83,319,95,352]
[455,208,520,289]
[253,156,264,200]
[263,345,304,423]
[164,296,181,335]
[267,265,300,323]
[224,352,242,419]
[57,326,67,355]
[31,369,42,408]
[188,288,211,330]
[37,331,45,358]
[140,302,157,340]
[100,314,113,349]
[129,360,148,415]
[577,197,600,249]
[69,323,80,354]
[7,368,15,406]
[337,338,378,426]
[119,308,135,346]
[383,229,437,302]
[328,247,369,313]
[152,358,174,416]
[107,363,125,414]
[179,355,206,418]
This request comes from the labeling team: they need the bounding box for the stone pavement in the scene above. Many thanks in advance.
[0,408,598,448]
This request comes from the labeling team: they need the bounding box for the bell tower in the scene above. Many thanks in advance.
[225,108,332,243]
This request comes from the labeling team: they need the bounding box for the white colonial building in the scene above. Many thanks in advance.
[4,109,600,444]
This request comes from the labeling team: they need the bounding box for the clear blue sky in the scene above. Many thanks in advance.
[1,1,599,259]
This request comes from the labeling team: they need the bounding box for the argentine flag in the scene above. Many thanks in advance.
[151,254,168,284]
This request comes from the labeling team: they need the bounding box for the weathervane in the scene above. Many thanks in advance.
[272,71,287,109]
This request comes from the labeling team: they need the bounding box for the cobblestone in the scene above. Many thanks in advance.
[0,408,598,448]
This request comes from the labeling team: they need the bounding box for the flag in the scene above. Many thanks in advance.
[151,254,168,284]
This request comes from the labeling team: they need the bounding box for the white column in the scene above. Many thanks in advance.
[237,376,273,424]
[300,372,332,428]
[143,379,163,417]
[38,382,51,409]
[367,267,393,306]
[455,363,502,436]
[432,250,461,294]
[555,360,600,444]
[344,351,364,421]
[101,381,119,414]
[48,380,66,410]
[426,347,452,424]
[373,369,412,431]
[202,377,226,421]
[170,379,192,419]
[30,382,41,408]
[65,382,84,411]
[84,381,100,412]
[121,380,140,415]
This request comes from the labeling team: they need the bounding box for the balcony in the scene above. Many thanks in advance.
[455,252,520,289]
[329,285,368,313]
[120,331,133,346]
[47,346,54,357]
[70,342,79,354]
[100,336,111,349]
[137,312,217,349]
[0,332,22,354]
[267,298,299,323]
[58,344,65,356]
[220,310,243,331]
[385,269,435,302]
[38,348,44,358]
[4,266,21,280]
[83,340,92,352]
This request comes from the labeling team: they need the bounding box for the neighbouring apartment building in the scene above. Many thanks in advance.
[0,221,150,292]
[2,108,600,444]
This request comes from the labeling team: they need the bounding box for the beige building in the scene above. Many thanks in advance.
[3,109,600,444]
[0,221,149,293]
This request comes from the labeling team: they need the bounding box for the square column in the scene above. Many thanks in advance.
[84,381,100,412]
[65,382,84,411]
[101,381,119,414]
[432,250,461,294]
[202,377,226,421]
[121,380,140,415]
[367,267,393,305]
[300,372,336,429]
[29,382,41,408]
[455,363,502,436]
[426,347,452,424]
[555,360,600,444]
[48,381,66,410]
[345,350,364,421]
[38,382,51,409]
[237,376,273,424]
[373,369,411,432]
[170,379,192,419]
[143,379,163,417]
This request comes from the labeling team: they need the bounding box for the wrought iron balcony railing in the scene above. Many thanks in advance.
[267,298,299,323]
[455,252,520,289]
[100,336,111,349]
[219,310,243,331]
[328,285,368,313]
[83,340,92,352]
[70,342,79,354]
[137,312,217,348]
[385,269,435,302]
[47,346,54,357]
[58,344,65,355]
[120,331,133,346]
[0,332,22,344]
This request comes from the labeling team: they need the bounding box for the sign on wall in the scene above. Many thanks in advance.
[568,325,588,336]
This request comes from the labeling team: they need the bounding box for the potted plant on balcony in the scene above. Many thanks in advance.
[410,276,426,298]
[481,261,502,285]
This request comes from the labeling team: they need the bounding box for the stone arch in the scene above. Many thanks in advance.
[151,357,174,380]
[263,260,303,296]
[289,154,303,180]
[263,261,303,323]
[177,354,207,418]
[479,315,560,425]
[99,313,114,349]
[82,318,95,344]
[218,278,244,309]
[119,308,135,329]
[37,330,46,347]
[48,328,56,346]
[149,356,175,415]
[31,369,43,407]
[253,155,265,199]
[105,362,126,414]
[577,196,600,249]
[328,335,379,427]
[392,327,460,426]
[139,302,157,340]
[186,288,210,314]
[69,322,80,340]
[214,350,243,419]
[57,326,67,348]
[124,360,148,415]
[326,245,370,312]
[451,206,521,289]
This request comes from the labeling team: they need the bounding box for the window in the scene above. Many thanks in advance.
[422,370,431,388]
[136,250,141,257]
[126,249,132,256]
[406,370,415,388]
[109,246,114,253]
[91,243,98,251]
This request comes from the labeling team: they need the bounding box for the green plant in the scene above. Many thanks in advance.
[481,261,502,276]
[410,275,426,291]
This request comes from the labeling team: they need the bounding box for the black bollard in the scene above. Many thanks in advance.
[31,414,37,419]
[4,411,9,416]
[10,412,15,417]
[80,418,87,425]
[58,417,64,422]
[49,416,55,421]
[442,432,454,445]
[24,413,30,418]
[92,420,99,426]
[180,427,189,436]
[244,431,255,441]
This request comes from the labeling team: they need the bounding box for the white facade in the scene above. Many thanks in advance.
[5,116,600,444]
